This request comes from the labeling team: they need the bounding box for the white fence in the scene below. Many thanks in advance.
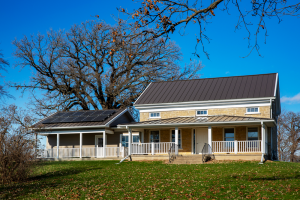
[131,142,175,155]
[39,147,126,158]
[212,140,262,153]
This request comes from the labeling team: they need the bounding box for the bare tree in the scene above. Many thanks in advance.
[0,50,13,100]
[12,20,202,116]
[121,0,300,58]
[0,105,40,184]
[277,110,300,162]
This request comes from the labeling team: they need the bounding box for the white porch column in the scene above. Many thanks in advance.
[57,133,60,159]
[103,131,106,158]
[80,133,82,158]
[175,127,179,155]
[261,122,265,154]
[128,128,132,155]
[208,126,212,147]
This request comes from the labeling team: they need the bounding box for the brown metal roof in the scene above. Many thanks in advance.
[119,115,273,126]
[33,108,127,128]
[135,73,277,104]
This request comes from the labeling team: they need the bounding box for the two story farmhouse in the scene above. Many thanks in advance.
[35,73,280,161]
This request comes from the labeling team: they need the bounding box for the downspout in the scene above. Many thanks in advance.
[259,121,265,164]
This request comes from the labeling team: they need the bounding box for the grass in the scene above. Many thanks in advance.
[0,160,299,199]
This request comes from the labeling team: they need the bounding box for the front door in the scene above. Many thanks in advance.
[195,128,208,154]
[95,135,104,157]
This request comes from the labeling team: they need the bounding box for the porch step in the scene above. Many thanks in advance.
[169,155,203,164]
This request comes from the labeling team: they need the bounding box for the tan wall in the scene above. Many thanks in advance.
[212,126,262,141]
[140,106,271,121]
[144,128,192,153]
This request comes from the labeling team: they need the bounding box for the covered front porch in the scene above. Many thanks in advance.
[121,115,276,159]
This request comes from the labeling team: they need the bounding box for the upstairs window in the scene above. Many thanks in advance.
[149,112,160,118]
[196,110,208,116]
[246,107,259,113]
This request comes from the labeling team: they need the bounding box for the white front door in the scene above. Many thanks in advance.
[95,135,104,158]
[195,128,208,154]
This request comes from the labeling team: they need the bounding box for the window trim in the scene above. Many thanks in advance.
[246,126,260,141]
[149,112,161,118]
[196,110,208,116]
[223,127,235,141]
[245,107,260,114]
[149,130,160,143]
[170,129,183,149]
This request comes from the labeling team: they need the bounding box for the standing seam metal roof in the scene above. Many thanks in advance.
[135,73,277,105]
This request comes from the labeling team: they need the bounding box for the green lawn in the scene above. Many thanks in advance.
[0,160,299,199]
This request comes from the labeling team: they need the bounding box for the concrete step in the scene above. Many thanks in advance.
[169,155,204,164]
[171,160,203,164]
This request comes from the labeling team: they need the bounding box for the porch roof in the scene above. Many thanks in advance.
[118,115,275,128]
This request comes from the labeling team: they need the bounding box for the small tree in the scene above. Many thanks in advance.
[0,105,39,184]
[277,110,300,162]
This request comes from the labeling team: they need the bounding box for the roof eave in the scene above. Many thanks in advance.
[118,119,276,128]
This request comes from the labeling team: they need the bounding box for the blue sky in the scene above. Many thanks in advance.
[1,0,300,114]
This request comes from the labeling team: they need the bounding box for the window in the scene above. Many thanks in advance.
[121,135,140,147]
[149,112,160,118]
[171,130,182,149]
[246,107,259,113]
[150,131,160,142]
[248,127,258,140]
[196,110,208,116]
[224,128,234,141]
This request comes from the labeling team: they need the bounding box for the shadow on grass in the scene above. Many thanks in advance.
[0,166,102,198]
[250,173,300,181]
[230,172,300,181]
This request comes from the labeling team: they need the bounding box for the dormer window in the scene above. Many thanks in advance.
[149,112,160,118]
[196,110,208,116]
[246,107,259,113]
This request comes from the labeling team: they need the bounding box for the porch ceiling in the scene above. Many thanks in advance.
[118,115,275,128]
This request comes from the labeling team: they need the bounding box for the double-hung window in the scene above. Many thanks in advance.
[171,130,182,149]
[248,127,259,140]
[224,128,234,148]
[121,135,140,147]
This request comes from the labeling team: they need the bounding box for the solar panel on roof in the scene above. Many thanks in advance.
[42,110,116,124]
[92,115,107,122]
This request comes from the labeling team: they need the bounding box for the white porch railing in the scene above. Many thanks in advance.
[238,140,261,153]
[38,147,125,158]
[132,142,175,155]
[212,140,261,153]
[212,141,235,153]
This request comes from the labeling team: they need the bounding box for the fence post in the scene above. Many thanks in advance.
[152,142,155,155]
[234,140,238,154]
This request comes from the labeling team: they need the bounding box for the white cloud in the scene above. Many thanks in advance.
[281,93,300,103]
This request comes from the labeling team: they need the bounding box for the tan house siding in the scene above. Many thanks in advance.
[235,127,247,141]
[160,129,170,142]
[180,128,192,153]
[212,127,223,141]
[140,106,271,121]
